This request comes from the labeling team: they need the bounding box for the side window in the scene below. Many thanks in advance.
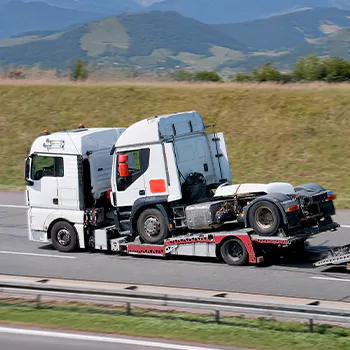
[31,155,64,181]
[117,148,150,192]
[127,150,141,172]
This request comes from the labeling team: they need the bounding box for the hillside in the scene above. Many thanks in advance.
[1,83,350,208]
[0,1,107,38]
[291,26,350,59]
[216,25,350,74]
[147,0,346,24]
[214,7,350,51]
[0,11,247,70]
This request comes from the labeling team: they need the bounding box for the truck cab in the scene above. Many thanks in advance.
[25,125,126,251]
[110,111,232,244]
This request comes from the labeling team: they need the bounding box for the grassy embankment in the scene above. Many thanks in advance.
[1,299,350,350]
[1,82,349,207]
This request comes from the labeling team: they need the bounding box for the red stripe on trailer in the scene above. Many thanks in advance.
[252,237,289,245]
[127,244,165,256]
[164,235,216,245]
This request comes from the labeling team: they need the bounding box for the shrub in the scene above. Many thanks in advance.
[251,62,282,82]
[324,57,350,82]
[71,59,89,81]
[193,71,222,82]
[293,54,326,82]
[234,73,252,82]
[173,70,195,81]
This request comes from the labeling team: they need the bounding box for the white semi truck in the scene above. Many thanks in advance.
[25,111,339,266]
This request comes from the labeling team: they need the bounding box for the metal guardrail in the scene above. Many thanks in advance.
[1,281,349,332]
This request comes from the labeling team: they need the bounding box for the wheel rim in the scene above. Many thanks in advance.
[225,241,243,262]
[57,228,71,246]
[143,216,161,237]
[255,206,274,230]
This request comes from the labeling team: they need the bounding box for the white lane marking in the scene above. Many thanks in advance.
[0,251,76,259]
[341,225,350,228]
[0,205,28,209]
[0,327,222,350]
[311,276,350,283]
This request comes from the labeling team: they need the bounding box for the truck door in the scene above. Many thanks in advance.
[207,132,232,184]
[143,144,169,199]
[26,154,62,209]
[115,148,149,207]
[25,154,62,230]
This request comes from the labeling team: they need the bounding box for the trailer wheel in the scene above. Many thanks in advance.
[248,200,281,236]
[137,208,169,244]
[51,221,78,253]
[220,238,248,266]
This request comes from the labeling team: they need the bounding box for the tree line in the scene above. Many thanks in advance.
[235,55,350,83]
[173,55,350,83]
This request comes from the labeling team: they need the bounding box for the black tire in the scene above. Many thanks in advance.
[51,221,78,252]
[248,200,281,236]
[220,238,248,266]
[136,208,169,244]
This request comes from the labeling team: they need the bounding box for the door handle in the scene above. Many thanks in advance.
[139,190,145,196]
[53,198,58,205]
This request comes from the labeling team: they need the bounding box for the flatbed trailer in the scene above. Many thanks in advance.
[94,220,340,266]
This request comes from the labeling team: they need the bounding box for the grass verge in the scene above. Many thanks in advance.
[0,299,350,350]
[1,83,350,207]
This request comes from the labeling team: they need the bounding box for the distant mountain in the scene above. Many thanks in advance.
[214,7,350,51]
[18,0,142,13]
[0,11,247,69]
[0,1,107,38]
[2,7,350,74]
[2,0,350,23]
[147,0,350,24]
[216,15,350,73]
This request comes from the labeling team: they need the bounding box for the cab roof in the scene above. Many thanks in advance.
[30,127,126,156]
[115,111,206,149]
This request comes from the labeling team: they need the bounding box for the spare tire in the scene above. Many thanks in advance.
[248,200,281,236]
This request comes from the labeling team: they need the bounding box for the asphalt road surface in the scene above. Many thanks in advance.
[0,326,239,350]
[1,191,350,301]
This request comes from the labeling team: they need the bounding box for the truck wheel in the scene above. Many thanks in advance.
[248,200,281,236]
[137,208,169,244]
[220,238,248,266]
[51,221,78,253]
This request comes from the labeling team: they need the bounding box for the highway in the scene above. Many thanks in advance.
[1,190,350,301]
[0,326,237,350]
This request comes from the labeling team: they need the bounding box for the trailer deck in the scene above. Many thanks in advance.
[95,220,340,266]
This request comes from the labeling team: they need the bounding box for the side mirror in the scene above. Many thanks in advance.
[24,157,34,186]
[118,154,130,178]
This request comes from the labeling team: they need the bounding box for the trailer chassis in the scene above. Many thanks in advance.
[93,220,340,266]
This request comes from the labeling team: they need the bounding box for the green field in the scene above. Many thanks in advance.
[1,82,350,207]
[1,299,350,350]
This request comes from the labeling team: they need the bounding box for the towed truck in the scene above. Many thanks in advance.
[25,111,339,265]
